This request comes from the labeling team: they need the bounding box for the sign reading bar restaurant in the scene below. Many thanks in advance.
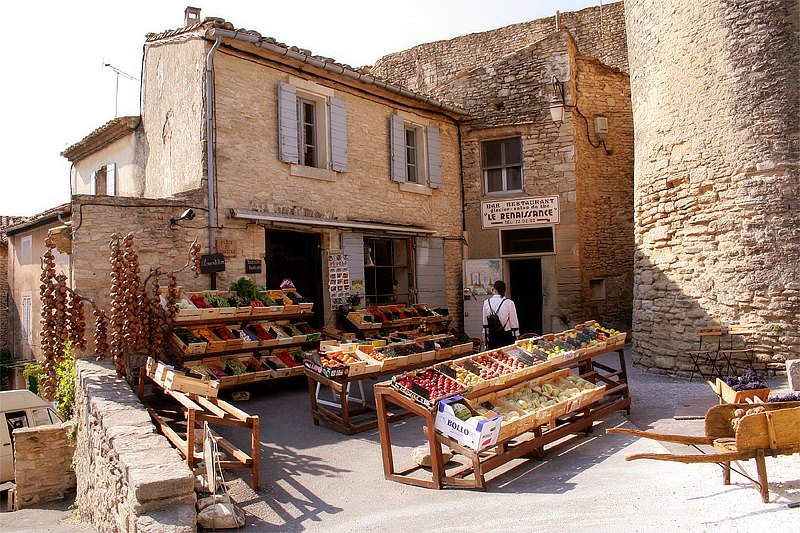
[481,196,560,229]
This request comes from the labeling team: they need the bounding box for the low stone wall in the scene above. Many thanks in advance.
[13,422,76,509]
[74,359,196,532]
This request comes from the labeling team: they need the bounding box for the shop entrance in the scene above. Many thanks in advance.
[264,229,323,327]
[508,258,543,336]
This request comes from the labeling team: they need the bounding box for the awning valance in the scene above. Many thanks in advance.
[229,209,435,236]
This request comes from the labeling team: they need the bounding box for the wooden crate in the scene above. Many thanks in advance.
[171,331,207,355]
[711,379,770,404]
[146,358,220,398]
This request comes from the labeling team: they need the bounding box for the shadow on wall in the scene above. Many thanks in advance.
[631,247,795,377]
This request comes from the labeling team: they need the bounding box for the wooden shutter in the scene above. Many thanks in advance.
[90,171,96,195]
[389,114,406,182]
[415,237,446,308]
[277,81,299,164]
[329,96,348,172]
[426,126,442,189]
[106,163,116,196]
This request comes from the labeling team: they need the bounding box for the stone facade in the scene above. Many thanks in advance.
[141,25,466,325]
[401,28,633,332]
[70,194,209,355]
[371,2,628,97]
[625,0,800,373]
[12,422,76,509]
[74,359,196,532]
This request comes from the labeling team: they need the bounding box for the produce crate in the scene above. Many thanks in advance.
[185,357,236,387]
[184,292,221,319]
[303,357,350,379]
[171,331,207,355]
[146,357,220,398]
[190,328,226,352]
[711,379,770,404]
[391,367,466,409]
[345,312,382,330]
[230,326,260,350]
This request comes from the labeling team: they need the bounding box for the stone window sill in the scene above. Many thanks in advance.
[290,164,336,182]
[398,181,433,196]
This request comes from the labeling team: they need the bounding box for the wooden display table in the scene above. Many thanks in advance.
[138,364,260,489]
[375,347,630,490]
[305,350,471,435]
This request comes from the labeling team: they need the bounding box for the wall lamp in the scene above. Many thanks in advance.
[549,75,612,156]
[170,208,196,225]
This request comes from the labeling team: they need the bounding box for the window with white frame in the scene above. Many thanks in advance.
[278,80,348,173]
[405,125,422,183]
[390,115,442,189]
[22,295,32,342]
[482,137,522,194]
[20,235,32,264]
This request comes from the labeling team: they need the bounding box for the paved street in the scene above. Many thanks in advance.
[2,348,797,532]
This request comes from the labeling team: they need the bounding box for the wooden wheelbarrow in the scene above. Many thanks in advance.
[608,402,800,502]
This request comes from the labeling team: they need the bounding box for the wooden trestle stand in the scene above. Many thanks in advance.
[374,347,631,490]
[138,358,260,489]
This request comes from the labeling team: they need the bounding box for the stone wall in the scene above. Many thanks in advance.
[74,359,195,532]
[203,46,466,325]
[625,0,800,373]
[12,422,76,508]
[70,194,209,356]
[456,30,633,332]
[371,2,628,97]
[1,232,8,350]
[574,56,634,330]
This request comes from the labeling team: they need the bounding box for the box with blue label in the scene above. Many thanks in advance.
[434,395,502,451]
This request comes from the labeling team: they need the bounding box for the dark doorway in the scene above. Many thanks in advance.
[508,258,543,336]
[264,229,323,327]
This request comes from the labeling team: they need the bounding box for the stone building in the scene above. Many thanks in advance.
[372,2,634,336]
[138,9,466,327]
[625,0,799,373]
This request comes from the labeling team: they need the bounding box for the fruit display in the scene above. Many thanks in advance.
[471,354,515,379]
[393,369,464,405]
[444,363,481,386]
[488,350,529,371]
[474,402,522,422]
[502,375,596,414]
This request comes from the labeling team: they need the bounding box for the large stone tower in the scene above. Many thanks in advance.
[625,0,800,373]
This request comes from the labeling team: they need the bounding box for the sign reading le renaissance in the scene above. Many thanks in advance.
[481,196,560,229]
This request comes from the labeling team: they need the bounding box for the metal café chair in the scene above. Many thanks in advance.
[688,325,726,382]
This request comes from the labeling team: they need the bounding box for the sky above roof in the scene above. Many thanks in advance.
[1,0,604,216]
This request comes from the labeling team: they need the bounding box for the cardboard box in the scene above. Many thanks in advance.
[434,396,502,451]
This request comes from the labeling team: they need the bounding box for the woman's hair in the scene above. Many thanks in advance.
[493,280,506,296]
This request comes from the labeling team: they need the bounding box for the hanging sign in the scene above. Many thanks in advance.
[200,253,226,273]
[481,196,560,229]
[245,259,262,274]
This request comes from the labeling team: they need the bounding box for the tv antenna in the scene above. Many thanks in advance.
[102,60,139,117]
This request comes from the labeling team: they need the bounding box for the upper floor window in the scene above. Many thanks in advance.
[390,114,442,189]
[278,80,348,173]
[20,235,32,264]
[21,295,32,341]
[298,98,318,167]
[482,137,522,194]
[91,163,116,196]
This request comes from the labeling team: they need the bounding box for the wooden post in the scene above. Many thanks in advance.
[755,449,769,503]
[251,416,260,490]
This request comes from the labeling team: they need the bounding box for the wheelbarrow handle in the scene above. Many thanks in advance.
[607,427,714,445]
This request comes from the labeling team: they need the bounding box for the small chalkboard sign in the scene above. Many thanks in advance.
[200,253,225,273]
[245,259,262,274]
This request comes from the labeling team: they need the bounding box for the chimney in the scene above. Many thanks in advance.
[185,6,201,27]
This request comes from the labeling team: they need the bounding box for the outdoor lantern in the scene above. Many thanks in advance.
[549,96,565,124]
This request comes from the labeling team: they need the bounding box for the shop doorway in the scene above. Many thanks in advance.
[508,258,543,336]
[264,229,323,327]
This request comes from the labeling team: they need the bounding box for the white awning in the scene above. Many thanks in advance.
[229,209,436,236]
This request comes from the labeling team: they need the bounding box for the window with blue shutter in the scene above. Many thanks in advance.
[426,126,442,189]
[329,96,348,172]
[390,115,406,182]
[278,81,300,164]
